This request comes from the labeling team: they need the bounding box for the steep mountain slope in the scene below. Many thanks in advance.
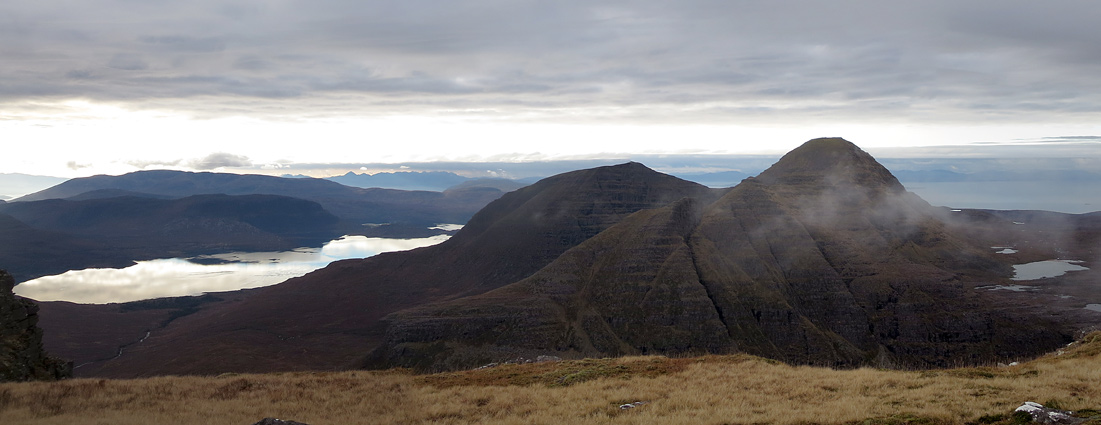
[369,138,1074,370]
[14,170,503,228]
[55,163,717,377]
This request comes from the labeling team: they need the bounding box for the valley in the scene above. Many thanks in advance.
[7,138,1096,380]
[6,2,1101,422]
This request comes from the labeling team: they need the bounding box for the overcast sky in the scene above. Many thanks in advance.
[3,0,1101,177]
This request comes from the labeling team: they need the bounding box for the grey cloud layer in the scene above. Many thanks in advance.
[4,1,1100,123]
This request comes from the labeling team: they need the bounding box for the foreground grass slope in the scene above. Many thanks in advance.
[2,333,1100,425]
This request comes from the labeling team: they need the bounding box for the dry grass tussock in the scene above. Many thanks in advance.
[2,333,1101,425]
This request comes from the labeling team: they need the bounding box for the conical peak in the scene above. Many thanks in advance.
[755,138,904,192]
[768,138,869,171]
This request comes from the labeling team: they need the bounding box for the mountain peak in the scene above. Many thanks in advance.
[755,137,904,192]
[602,161,651,172]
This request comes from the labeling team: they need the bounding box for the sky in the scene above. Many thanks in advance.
[3,0,1101,178]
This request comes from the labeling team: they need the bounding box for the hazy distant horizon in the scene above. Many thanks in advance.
[5,150,1100,214]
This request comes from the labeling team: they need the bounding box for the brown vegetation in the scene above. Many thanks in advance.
[2,332,1099,425]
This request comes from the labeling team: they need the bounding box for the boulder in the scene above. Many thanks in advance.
[1015,402,1084,425]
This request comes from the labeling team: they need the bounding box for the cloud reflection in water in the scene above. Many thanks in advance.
[15,235,450,304]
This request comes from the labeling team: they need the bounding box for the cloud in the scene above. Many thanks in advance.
[1031,136,1101,144]
[106,54,148,71]
[139,35,226,53]
[126,159,184,169]
[2,1,1101,127]
[66,161,91,170]
[189,153,252,170]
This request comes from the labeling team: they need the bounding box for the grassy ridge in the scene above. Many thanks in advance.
[2,333,1100,425]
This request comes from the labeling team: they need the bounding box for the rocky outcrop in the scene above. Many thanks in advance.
[0,269,71,381]
[1015,402,1085,425]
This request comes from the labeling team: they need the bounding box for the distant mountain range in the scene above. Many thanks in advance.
[16,169,510,229]
[14,170,505,227]
[0,173,68,200]
[326,171,472,191]
[890,169,1101,183]
[327,168,758,190]
[669,170,754,188]
[33,138,1101,378]
[0,194,341,281]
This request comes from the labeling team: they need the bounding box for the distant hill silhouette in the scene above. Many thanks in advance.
[0,194,341,281]
[444,178,528,193]
[892,169,1101,183]
[326,170,534,193]
[15,170,505,229]
[63,189,173,201]
[0,214,131,282]
[670,170,754,188]
[327,171,471,191]
[0,173,68,200]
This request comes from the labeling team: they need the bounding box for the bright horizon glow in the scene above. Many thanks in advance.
[5,102,1100,179]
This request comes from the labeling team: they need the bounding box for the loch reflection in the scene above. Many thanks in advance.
[15,235,450,304]
[1011,260,1090,281]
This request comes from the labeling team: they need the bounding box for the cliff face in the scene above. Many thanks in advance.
[369,138,1072,371]
[0,270,71,381]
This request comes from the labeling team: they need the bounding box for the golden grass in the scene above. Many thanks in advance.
[2,334,1100,425]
